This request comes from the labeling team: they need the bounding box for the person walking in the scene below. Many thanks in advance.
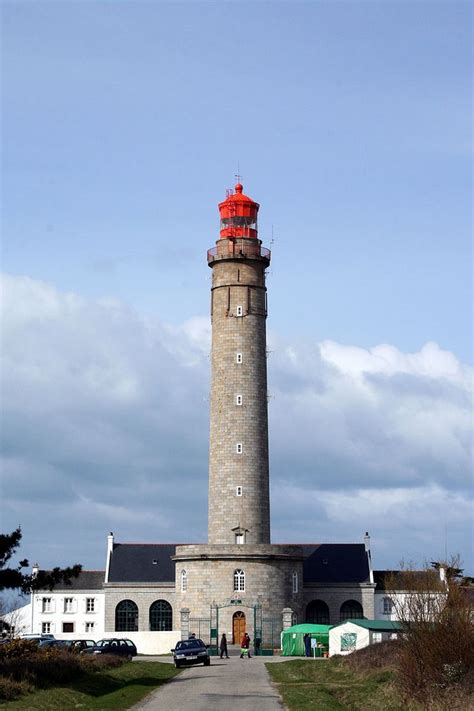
[304,633,312,657]
[240,632,251,658]
[219,633,229,659]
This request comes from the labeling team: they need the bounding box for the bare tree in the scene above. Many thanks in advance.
[385,557,474,706]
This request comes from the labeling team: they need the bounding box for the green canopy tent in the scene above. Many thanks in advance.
[281,623,332,657]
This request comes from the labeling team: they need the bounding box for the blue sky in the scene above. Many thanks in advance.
[1,1,472,572]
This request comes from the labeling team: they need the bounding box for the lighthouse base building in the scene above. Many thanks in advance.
[15,184,379,654]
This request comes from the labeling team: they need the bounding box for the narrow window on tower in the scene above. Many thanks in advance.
[236,352,243,364]
[235,394,243,406]
[236,305,243,316]
[236,486,243,496]
[181,569,188,593]
[236,443,243,454]
[292,571,298,594]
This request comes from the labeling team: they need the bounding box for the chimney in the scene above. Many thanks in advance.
[439,565,447,585]
[364,532,374,584]
[104,532,114,583]
[32,563,39,578]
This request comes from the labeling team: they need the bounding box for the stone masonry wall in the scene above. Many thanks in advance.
[208,244,270,544]
[174,544,303,645]
[104,585,177,632]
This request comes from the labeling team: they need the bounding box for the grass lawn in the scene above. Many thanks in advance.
[267,658,411,711]
[1,661,179,710]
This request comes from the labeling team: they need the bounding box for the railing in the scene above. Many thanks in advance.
[207,244,271,263]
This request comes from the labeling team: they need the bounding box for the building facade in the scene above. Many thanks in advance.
[14,183,381,654]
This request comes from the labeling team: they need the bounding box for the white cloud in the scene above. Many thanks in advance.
[1,274,472,569]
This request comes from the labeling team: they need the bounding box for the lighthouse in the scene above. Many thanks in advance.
[207,182,271,545]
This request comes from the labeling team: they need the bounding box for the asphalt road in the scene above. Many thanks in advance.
[132,654,290,711]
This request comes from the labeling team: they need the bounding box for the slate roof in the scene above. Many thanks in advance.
[302,544,370,583]
[374,569,439,591]
[105,542,370,584]
[108,544,176,583]
[39,570,105,591]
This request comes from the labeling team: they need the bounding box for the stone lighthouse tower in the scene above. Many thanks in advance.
[173,182,303,644]
[207,182,271,546]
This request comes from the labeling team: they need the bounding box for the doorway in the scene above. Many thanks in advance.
[232,611,246,644]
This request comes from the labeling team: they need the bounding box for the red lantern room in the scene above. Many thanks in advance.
[218,182,259,239]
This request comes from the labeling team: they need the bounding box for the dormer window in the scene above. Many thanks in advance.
[236,305,243,317]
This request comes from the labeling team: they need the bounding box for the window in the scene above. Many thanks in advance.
[236,486,243,496]
[115,600,138,632]
[64,597,74,613]
[306,600,330,625]
[235,394,243,406]
[62,622,74,633]
[292,612,298,626]
[42,622,51,634]
[236,352,243,364]
[42,597,52,613]
[382,596,393,615]
[372,632,382,643]
[86,598,95,613]
[149,600,172,631]
[234,569,245,592]
[236,443,243,454]
[181,569,188,593]
[85,622,95,633]
[292,571,298,594]
[340,633,357,652]
[340,600,363,621]
[236,305,243,316]
[390,632,398,640]
[235,533,244,544]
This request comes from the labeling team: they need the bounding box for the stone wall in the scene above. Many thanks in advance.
[104,584,177,632]
[301,583,375,625]
[208,242,270,545]
[174,543,303,645]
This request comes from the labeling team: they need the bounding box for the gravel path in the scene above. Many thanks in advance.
[132,653,289,711]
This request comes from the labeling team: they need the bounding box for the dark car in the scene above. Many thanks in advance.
[70,639,96,652]
[38,639,71,650]
[171,638,210,668]
[80,638,137,660]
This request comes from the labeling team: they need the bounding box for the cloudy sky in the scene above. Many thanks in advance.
[2,1,472,573]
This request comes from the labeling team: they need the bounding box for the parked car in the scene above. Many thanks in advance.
[171,638,210,668]
[38,639,70,650]
[69,639,96,652]
[20,634,55,641]
[80,638,137,660]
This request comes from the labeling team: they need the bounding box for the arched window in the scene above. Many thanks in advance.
[180,570,187,593]
[115,600,138,631]
[291,612,298,626]
[340,599,364,621]
[149,600,172,631]
[306,600,330,625]
[234,569,245,592]
[292,571,298,594]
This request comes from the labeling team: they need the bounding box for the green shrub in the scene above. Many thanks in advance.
[0,676,33,701]
[0,639,38,659]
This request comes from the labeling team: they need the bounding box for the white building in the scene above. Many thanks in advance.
[14,571,106,641]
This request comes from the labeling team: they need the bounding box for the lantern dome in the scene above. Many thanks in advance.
[218,182,259,239]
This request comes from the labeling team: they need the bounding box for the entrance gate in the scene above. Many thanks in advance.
[209,600,276,656]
